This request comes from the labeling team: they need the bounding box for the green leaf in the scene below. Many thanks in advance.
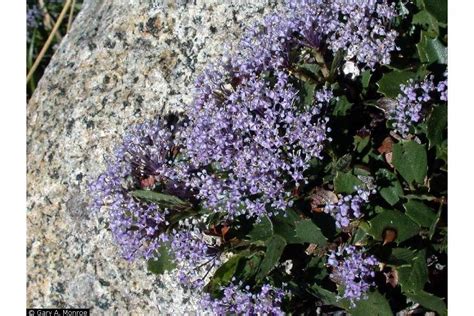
[378,69,417,98]
[354,135,370,153]
[352,221,370,246]
[309,284,338,305]
[435,142,448,163]
[412,10,439,37]
[239,254,263,281]
[302,81,316,106]
[388,247,417,266]
[361,71,371,89]
[348,291,392,316]
[247,216,273,242]
[334,171,362,194]
[427,105,447,148]
[330,50,345,78]
[392,141,427,185]
[380,179,403,206]
[333,95,353,116]
[147,244,177,275]
[256,235,287,280]
[398,249,428,293]
[299,63,320,76]
[423,0,447,24]
[406,290,447,316]
[206,255,243,293]
[131,190,188,207]
[404,199,436,228]
[417,31,447,64]
[295,219,327,246]
[272,210,302,244]
[429,203,443,239]
[368,209,420,243]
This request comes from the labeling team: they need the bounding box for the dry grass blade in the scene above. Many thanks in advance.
[26,0,72,83]
[67,0,76,32]
[38,0,63,42]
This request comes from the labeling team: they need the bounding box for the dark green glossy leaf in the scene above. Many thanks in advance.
[309,284,338,305]
[412,10,439,37]
[272,210,302,244]
[427,104,447,148]
[333,95,353,116]
[348,291,392,316]
[380,179,403,206]
[302,81,316,106]
[435,142,448,163]
[417,31,447,64]
[299,63,320,76]
[257,235,287,280]
[131,190,188,207]
[354,135,370,153]
[352,221,370,246]
[334,171,362,194]
[368,209,420,243]
[388,247,417,266]
[398,249,428,292]
[406,290,447,316]
[239,254,263,281]
[206,255,243,293]
[423,0,447,24]
[378,69,417,98]
[392,141,427,185]
[404,199,436,228]
[247,216,273,242]
[295,219,327,246]
[361,70,371,89]
[330,50,345,78]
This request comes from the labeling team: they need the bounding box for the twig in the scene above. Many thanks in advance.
[67,0,76,32]
[38,0,63,42]
[27,0,72,83]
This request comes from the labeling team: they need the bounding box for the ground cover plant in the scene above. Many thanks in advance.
[90,0,448,314]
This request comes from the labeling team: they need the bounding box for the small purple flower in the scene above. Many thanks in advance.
[324,188,372,229]
[437,70,448,102]
[183,70,332,219]
[89,118,183,261]
[27,5,41,29]
[169,226,220,288]
[327,245,379,306]
[201,282,286,315]
[233,0,398,75]
[388,75,447,137]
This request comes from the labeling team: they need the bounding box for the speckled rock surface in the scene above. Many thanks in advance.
[27,0,281,313]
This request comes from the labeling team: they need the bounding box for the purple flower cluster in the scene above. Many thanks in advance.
[389,73,448,136]
[201,282,286,316]
[27,5,41,29]
[184,70,331,218]
[181,0,399,219]
[437,70,448,102]
[324,0,398,69]
[324,188,372,229]
[89,119,181,260]
[328,245,379,306]
[170,223,220,288]
[232,0,398,75]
